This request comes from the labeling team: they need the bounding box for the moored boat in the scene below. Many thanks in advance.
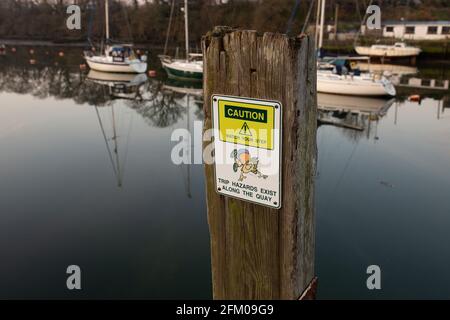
[159,0,203,81]
[355,42,421,58]
[318,71,396,96]
[83,0,147,74]
[317,58,396,97]
[160,54,203,81]
[85,44,147,74]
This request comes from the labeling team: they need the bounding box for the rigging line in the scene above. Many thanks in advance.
[111,105,123,187]
[301,0,317,34]
[353,0,374,46]
[119,110,134,185]
[326,138,360,212]
[86,0,96,47]
[228,1,238,29]
[164,0,176,56]
[94,104,118,178]
[120,0,134,43]
[355,0,362,24]
[286,0,302,36]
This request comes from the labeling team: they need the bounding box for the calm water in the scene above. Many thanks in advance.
[0,47,449,299]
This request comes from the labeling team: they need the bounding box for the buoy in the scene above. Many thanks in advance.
[29,59,36,65]
[136,49,141,54]
[148,70,157,77]
[79,64,87,70]
[409,94,421,102]
[11,47,16,53]
[58,51,64,57]
[29,49,34,55]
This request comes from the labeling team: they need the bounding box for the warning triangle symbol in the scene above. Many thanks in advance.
[239,122,252,136]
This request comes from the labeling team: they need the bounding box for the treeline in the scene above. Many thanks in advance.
[0,0,448,46]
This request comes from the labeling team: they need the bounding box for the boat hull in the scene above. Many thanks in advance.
[317,74,396,97]
[85,56,147,74]
[355,46,421,58]
[161,60,203,81]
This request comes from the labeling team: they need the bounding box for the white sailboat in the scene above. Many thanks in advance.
[355,42,421,58]
[317,70,396,96]
[159,0,203,81]
[84,0,147,74]
[315,0,395,97]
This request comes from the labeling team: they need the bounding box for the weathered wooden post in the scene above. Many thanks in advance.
[202,26,317,300]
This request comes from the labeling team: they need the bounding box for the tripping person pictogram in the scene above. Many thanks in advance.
[230,149,268,182]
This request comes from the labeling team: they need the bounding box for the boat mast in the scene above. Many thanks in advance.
[315,0,321,50]
[184,0,189,60]
[105,0,110,42]
[318,0,326,50]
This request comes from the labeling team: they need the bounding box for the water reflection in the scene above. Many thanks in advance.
[0,47,450,299]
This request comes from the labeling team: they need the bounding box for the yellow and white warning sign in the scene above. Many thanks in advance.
[217,99,275,150]
[212,95,282,209]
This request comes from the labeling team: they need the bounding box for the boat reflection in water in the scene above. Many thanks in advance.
[85,71,150,188]
[84,71,202,195]
[162,79,203,98]
[159,79,204,198]
[86,70,148,100]
[318,93,395,134]
[355,62,418,77]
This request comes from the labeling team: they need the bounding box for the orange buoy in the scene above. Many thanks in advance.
[409,94,421,102]
[29,59,36,65]
[29,49,34,55]
[11,47,16,53]
[148,70,157,77]
[58,51,64,57]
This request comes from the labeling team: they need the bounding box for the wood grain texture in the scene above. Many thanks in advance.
[202,27,317,300]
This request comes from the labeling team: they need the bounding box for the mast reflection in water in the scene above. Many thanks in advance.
[0,47,449,299]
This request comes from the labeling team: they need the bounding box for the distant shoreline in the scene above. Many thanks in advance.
[0,39,166,50]
[0,39,88,47]
[1,38,448,62]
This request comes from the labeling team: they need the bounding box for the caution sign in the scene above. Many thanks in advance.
[218,100,275,150]
[212,95,282,209]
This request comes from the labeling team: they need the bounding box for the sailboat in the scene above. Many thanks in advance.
[159,0,203,81]
[317,57,396,96]
[84,0,147,74]
[315,0,396,97]
[355,42,421,58]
